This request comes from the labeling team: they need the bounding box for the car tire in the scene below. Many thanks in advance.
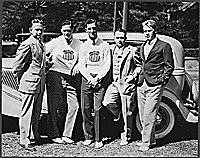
[135,100,175,139]
[192,81,199,107]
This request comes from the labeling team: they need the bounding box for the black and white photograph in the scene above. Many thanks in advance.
[1,1,199,157]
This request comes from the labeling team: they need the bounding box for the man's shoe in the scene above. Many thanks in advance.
[136,141,156,147]
[34,138,44,145]
[20,144,36,151]
[138,145,150,152]
[136,142,142,147]
[94,141,104,149]
[83,140,94,146]
[120,140,129,146]
[52,138,65,144]
[62,137,75,144]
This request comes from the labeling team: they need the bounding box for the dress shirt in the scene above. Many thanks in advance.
[144,37,157,60]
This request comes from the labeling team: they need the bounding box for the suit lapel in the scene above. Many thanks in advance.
[121,45,130,62]
[146,38,161,60]
[120,45,131,74]
[140,42,146,61]
[29,36,45,65]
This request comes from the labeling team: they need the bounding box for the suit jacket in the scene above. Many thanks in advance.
[110,44,140,95]
[137,38,174,87]
[13,35,46,94]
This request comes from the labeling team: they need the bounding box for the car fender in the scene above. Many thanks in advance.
[2,85,21,117]
[162,88,198,123]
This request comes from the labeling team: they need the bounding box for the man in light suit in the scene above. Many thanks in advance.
[136,20,174,151]
[102,28,141,146]
[13,19,46,151]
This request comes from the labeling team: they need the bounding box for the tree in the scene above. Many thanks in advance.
[2,1,198,49]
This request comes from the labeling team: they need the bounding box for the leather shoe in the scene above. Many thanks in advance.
[52,138,65,144]
[138,145,150,152]
[62,137,75,144]
[83,140,94,146]
[94,141,104,149]
[137,142,156,152]
[20,144,36,151]
[136,141,156,147]
[34,138,43,145]
[120,140,129,146]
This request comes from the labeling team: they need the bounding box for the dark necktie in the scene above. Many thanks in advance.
[146,40,151,45]
[39,40,44,52]
[67,39,72,45]
[92,40,95,45]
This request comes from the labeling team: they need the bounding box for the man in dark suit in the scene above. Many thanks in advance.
[136,19,174,151]
[13,19,46,151]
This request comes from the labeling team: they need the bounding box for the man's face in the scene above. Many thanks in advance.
[30,23,44,40]
[61,25,73,41]
[114,31,126,48]
[143,25,156,41]
[86,22,97,40]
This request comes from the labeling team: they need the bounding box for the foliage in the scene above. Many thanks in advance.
[2,1,199,49]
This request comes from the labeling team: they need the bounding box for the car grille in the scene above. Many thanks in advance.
[2,69,19,91]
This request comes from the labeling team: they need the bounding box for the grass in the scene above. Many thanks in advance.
[2,132,198,157]
[2,115,198,157]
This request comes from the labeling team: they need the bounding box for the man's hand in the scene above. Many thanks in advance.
[14,75,20,84]
[88,77,99,88]
[131,67,142,79]
[124,75,134,83]
[45,61,54,73]
[71,65,80,76]
[134,67,141,75]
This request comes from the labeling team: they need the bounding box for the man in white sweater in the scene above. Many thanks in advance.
[45,20,83,144]
[78,18,112,148]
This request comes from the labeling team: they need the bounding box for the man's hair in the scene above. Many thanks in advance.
[31,19,43,26]
[85,18,97,27]
[142,19,157,31]
[114,28,127,37]
[61,20,72,27]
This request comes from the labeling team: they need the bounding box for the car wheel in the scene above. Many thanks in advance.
[135,100,175,139]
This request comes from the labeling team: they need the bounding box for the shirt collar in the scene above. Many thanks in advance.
[87,36,99,45]
[115,44,125,52]
[62,35,73,45]
[147,37,157,45]
[30,35,41,44]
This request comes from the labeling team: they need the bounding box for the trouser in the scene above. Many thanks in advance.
[81,77,106,142]
[19,92,44,145]
[102,83,136,141]
[137,80,164,145]
[46,70,81,139]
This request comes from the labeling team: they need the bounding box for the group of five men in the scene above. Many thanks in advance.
[12,18,174,152]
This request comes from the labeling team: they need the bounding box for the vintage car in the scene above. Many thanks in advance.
[2,31,198,139]
[2,41,18,58]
